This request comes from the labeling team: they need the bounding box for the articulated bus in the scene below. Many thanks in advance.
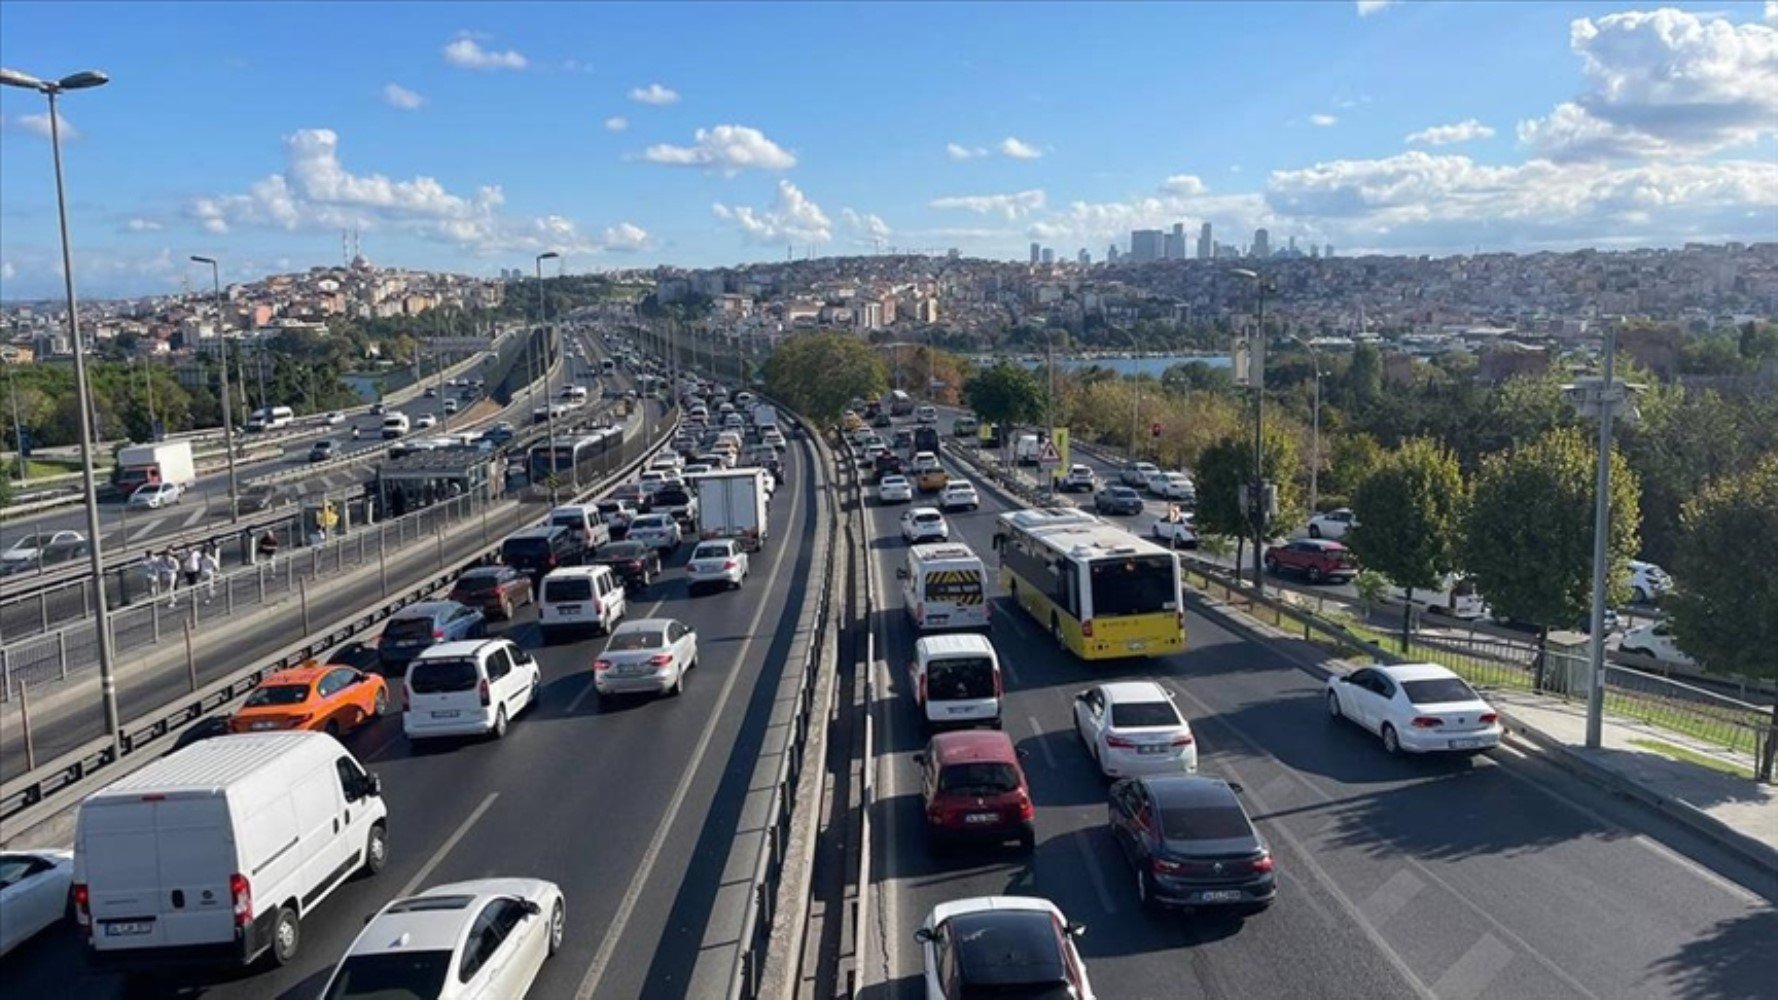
[527,427,623,485]
[993,508,1186,660]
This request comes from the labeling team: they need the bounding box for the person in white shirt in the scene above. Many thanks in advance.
[140,552,162,602]
[198,543,221,604]
[183,547,203,591]
[157,550,180,608]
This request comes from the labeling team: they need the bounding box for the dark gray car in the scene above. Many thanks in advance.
[1094,485,1145,516]
[1109,775,1276,913]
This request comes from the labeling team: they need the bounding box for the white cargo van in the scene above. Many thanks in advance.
[380,412,410,439]
[73,732,387,970]
[910,633,1003,729]
[898,543,990,631]
[548,504,614,551]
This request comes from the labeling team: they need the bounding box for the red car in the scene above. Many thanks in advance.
[914,730,1036,852]
[449,564,534,620]
[1264,539,1358,584]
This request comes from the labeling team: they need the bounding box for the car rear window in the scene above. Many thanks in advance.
[244,684,309,708]
[385,618,438,641]
[1402,677,1478,705]
[655,489,691,506]
[545,577,594,602]
[599,543,646,560]
[608,629,665,651]
[1111,700,1182,728]
[502,537,551,559]
[1158,803,1254,841]
[321,950,451,1000]
[408,658,480,693]
[454,575,499,594]
[926,658,996,700]
[551,513,587,531]
[692,545,730,560]
[937,762,1021,795]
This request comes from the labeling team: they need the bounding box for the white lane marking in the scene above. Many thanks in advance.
[1028,715,1058,769]
[565,677,599,715]
[574,441,807,1000]
[1432,932,1517,1000]
[1361,869,1427,927]
[1071,826,1120,915]
[399,792,499,897]
[868,525,905,988]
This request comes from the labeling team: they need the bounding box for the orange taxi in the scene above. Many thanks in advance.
[228,661,388,737]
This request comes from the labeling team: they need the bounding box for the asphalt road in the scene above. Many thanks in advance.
[859,413,1777,1000]
[0,408,823,1000]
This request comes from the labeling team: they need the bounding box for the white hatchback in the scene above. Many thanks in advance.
[403,639,542,741]
[127,482,182,509]
[687,539,749,593]
[901,507,949,544]
[1073,681,1198,778]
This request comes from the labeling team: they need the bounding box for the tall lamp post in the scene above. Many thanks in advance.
[1230,268,1272,594]
[534,252,559,500]
[1289,333,1323,515]
[3,65,125,747]
[189,256,242,522]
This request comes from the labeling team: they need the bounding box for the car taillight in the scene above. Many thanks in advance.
[1106,733,1137,749]
[479,679,491,707]
[1017,790,1034,821]
[628,561,642,570]
[1251,852,1275,874]
[1151,857,1185,876]
[72,882,90,928]
[433,629,445,640]
[230,873,252,929]
[593,659,613,672]
[994,670,1004,699]
[1411,716,1444,728]
[723,560,738,570]
[1477,712,1499,725]
[1171,732,1195,746]
[546,555,558,567]
[649,654,675,666]
[1081,619,1095,638]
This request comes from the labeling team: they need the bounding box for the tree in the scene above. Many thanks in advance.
[1350,438,1468,649]
[1342,343,1384,410]
[1463,428,1641,686]
[1192,427,1303,583]
[1666,454,1778,780]
[963,362,1047,429]
[763,332,887,424]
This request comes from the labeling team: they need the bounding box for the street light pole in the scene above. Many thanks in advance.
[4,65,123,748]
[1290,334,1323,514]
[190,256,242,522]
[1232,269,1270,594]
[535,252,560,502]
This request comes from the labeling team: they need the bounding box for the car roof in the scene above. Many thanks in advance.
[908,506,942,516]
[393,600,459,619]
[416,639,500,660]
[614,617,681,633]
[256,664,342,686]
[351,879,544,955]
[1142,774,1242,811]
[929,729,1019,766]
[942,908,1067,986]
[1376,662,1461,682]
[916,632,995,658]
[1100,680,1172,704]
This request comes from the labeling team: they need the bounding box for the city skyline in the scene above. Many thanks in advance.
[1,1,1775,300]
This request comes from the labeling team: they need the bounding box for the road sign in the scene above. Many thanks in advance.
[1038,442,1062,465]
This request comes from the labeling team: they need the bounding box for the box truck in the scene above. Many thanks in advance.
[692,468,770,551]
[115,441,196,495]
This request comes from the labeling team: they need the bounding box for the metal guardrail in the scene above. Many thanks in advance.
[849,446,877,1000]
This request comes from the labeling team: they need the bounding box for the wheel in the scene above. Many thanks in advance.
[491,706,509,740]
[528,676,540,712]
[1623,645,1651,657]
[268,906,301,966]
[1264,556,1279,574]
[1633,586,1651,604]
[670,665,686,696]
[1019,829,1036,854]
[1381,724,1401,755]
[1308,524,1322,539]
[363,823,388,875]
[500,598,513,619]
[1327,691,1342,719]
[1307,566,1324,583]
[547,899,566,957]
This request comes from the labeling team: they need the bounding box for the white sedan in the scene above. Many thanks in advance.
[0,530,85,574]
[594,618,698,698]
[627,514,682,552]
[879,475,913,504]
[0,850,73,957]
[1307,507,1357,540]
[938,481,979,512]
[318,878,564,1000]
[1619,621,1695,668]
[901,507,950,544]
[127,482,182,509]
[1150,516,1198,549]
[1073,682,1198,779]
[1146,471,1196,501]
[687,539,749,592]
[320,411,346,426]
[1326,662,1502,754]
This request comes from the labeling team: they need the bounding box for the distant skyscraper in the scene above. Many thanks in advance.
[1169,223,1186,261]
[1310,243,1321,259]
[1252,228,1271,259]
[1130,229,1165,262]
[1041,247,1055,265]
[1078,248,1091,265]
[1197,223,1212,260]
[1324,243,1334,258]
[1107,245,1119,263]
[1030,242,1041,265]
[1288,235,1297,255]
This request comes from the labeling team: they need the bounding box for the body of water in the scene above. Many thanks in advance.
[999,354,1232,378]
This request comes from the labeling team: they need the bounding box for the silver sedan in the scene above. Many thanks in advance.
[593,618,699,699]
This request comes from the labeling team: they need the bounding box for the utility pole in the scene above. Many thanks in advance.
[1232,269,1271,594]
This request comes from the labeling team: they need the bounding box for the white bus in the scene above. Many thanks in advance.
[246,405,295,432]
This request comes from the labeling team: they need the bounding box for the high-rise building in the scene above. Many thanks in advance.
[1078,248,1091,265]
[1130,229,1165,262]
[1287,235,1297,255]
[1252,228,1271,259]
[1030,242,1041,265]
[1107,245,1119,263]
[1169,223,1187,260]
[1310,243,1321,259]
[1040,247,1055,265]
[1324,243,1334,258]
[1197,223,1212,260]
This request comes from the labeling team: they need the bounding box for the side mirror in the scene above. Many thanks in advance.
[895,567,909,580]
[1227,781,1245,794]
[1074,691,1090,702]
[521,898,543,917]
[1065,922,1086,938]
[911,752,926,766]
[913,927,934,944]
[364,773,383,798]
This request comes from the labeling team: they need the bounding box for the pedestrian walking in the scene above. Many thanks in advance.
[199,542,221,604]
[182,546,203,590]
[140,551,162,603]
[158,549,180,608]
[256,529,279,568]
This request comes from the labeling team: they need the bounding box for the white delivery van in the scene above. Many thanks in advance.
[537,565,627,642]
[898,543,991,631]
[380,412,410,439]
[910,633,1003,729]
[549,504,614,551]
[73,732,387,971]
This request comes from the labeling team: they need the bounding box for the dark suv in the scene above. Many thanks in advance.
[1263,539,1357,584]
[500,525,583,582]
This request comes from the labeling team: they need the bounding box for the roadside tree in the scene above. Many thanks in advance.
[763,332,887,424]
[1350,438,1468,650]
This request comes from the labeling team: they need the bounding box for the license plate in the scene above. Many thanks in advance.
[1127,641,1147,651]
[927,615,947,624]
[1197,890,1243,903]
[432,710,461,719]
[1137,744,1170,755]
[1449,738,1486,750]
[250,720,278,731]
[964,813,998,824]
[945,706,972,715]
[104,921,153,936]
[558,605,582,614]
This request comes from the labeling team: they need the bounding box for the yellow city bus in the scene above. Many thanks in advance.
[992,509,1186,660]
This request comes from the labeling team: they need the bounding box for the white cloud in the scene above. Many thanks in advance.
[1160,175,1207,195]
[1309,113,1340,127]
[1356,1,1396,16]
[604,116,629,132]
[1,261,16,282]
[628,83,680,105]
[946,142,988,160]
[642,125,797,173]
[123,218,164,232]
[1768,0,1777,21]
[1405,118,1496,146]
[929,190,1048,220]
[601,222,649,251]
[382,84,425,110]
[841,208,892,246]
[1517,8,1778,160]
[15,111,77,140]
[713,180,832,244]
[442,34,528,71]
[999,136,1043,159]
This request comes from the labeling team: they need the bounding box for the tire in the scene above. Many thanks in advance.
[500,598,512,620]
[1381,724,1401,755]
[1309,524,1322,539]
[670,665,686,697]
[1308,566,1324,584]
[1019,829,1036,854]
[363,823,389,875]
[1327,691,1342,719]
[547,899,566,957]
[1633,586,1651,604]
[491,706,509,740]
[268,906,301,967]
[1264,556,1279,574]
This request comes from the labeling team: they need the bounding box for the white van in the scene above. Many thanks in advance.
[1389,573,1488,619]
[380,412,410,439]
[910,633,1003,729]
[403,638,542,740]
[548,504,614,551]
[538,565,627,642]
[898,543,990,631]
[73,732,387,970]
[246,405,296,432]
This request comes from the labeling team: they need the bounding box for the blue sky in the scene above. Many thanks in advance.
[1,1,1774,299]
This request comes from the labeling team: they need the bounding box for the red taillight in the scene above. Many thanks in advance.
[593,659,613,672]
[1106,734,1137,749]
[1017,790,1034,821]
[230,873,252,929]
[1479,712,1499,725]
[1411,716,1444,728]
[432,629,445,640]
[72,883,90,928]
[1081,619,1095,638]
[723,560,737,570]
[1251,852,1275,874]
[1172,732,1195,746]
[479,679,491,707]
[648,654,675,666]
[546,555,558,568]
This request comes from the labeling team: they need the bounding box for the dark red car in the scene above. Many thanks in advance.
[914,730,1035,852]
[1263,539,1358,584]
[449,564,534,620]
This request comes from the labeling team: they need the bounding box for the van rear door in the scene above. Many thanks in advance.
[82,796,236,951]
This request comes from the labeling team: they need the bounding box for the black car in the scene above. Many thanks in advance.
[500,525,584,582]
[592,540,662,591]
[1109,775,1275,913]
[1094,485,1145,516]
[873,452,905,481]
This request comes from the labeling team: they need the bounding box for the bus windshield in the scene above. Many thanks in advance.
[1089,555,1176,617]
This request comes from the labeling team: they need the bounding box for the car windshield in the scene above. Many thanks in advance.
[1157,803,1253,842]
[243,684,309,708]
[545,578,594,602]
[407,658,480,693]
[926,658,996,700]
[1111,700,1181,728]
[1402,677,1479,705]
[937,762,1021,795]
[608,629,666,651]
[321,951,452,1000]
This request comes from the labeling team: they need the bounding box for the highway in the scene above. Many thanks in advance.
[859,413,1777,1000]
[0,392,826,999]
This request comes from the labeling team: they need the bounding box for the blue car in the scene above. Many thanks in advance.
[376,600,488,674]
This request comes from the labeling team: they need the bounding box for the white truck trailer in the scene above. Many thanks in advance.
[692,468,770,552]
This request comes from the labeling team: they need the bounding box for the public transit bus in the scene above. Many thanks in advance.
[993,508,1186,661]
[527,426,622,485]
